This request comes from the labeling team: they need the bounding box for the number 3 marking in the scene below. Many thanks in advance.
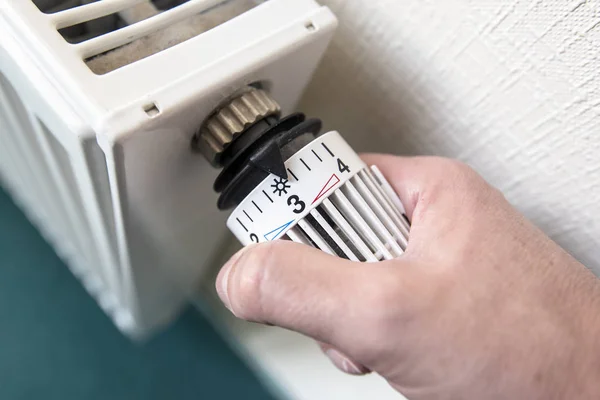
[287,195,306,214]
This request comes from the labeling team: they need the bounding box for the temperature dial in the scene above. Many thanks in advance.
[195,87,410,261]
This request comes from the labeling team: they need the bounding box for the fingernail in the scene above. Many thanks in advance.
[216,245,253,313]
[325,349,364,375]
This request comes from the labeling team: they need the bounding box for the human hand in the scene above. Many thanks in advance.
[215,155,600,399]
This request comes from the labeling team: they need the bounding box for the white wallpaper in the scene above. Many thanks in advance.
[301,0,600,271]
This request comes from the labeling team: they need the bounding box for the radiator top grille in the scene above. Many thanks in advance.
[30,0,261,74]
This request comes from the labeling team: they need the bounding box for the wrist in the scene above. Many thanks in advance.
[551,258,600,399]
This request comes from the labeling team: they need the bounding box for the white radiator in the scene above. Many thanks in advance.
[0,0,337,337]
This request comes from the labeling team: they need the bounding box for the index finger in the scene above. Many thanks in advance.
[360,154,440,220]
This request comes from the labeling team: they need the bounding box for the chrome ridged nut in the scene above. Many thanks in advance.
[197,88,280,166]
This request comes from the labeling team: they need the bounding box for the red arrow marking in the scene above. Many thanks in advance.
[312,174,340,204]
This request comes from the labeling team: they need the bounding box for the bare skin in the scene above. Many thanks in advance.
[216,155,600,399]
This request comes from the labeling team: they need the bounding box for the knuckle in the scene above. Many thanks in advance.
[358,274,405,350]
[365,277,401,314]
[433,158,477,184]
[401,157,492,224]
[420,158,488,207]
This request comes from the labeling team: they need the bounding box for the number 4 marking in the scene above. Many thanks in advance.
[337,158,350,173]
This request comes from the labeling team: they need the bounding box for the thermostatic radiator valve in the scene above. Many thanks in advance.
[194,87,410,261]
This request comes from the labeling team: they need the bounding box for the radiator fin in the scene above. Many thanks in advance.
[82,139,118,258]
[0,73,131,333]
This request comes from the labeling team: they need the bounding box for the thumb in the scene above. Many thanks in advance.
[215,240,395,349]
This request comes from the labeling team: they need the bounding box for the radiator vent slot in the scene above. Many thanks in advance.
[32,0,263,74]
[58,12,127,44]
[33,0,191,13]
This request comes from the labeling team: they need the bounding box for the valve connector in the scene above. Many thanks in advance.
[196,87,280,167]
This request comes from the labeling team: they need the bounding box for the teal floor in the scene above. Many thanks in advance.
[0,185,276,400]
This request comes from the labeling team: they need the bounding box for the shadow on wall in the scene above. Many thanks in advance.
[300,0,600,272]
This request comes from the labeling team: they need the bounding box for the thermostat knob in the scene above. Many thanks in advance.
[197,90,410,261]
[226,131,410,261]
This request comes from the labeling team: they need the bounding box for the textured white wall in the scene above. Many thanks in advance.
[301,0,600,271]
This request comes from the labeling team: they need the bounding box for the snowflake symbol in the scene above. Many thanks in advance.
[271,177,290,197]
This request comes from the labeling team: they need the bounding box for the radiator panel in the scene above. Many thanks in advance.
[0,0,337,336]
